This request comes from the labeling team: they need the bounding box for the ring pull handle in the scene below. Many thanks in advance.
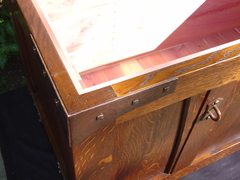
[197,98,224,123]
[207,105,222,122]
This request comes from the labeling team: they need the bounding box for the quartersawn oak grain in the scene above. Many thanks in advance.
[115,54,240,124]
[10,0,240,180]
[172,80,240,173]
[72,101,184,180]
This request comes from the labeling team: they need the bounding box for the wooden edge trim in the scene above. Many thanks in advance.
[116,56,240,125]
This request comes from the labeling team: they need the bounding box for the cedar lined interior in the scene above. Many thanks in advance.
[80,27,240,89]
[34,0,240,92]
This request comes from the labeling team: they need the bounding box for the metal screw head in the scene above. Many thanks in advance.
[206,115,211,120]
[54,98,60,106]
[42,69,47,77]
[38,112,42,123]
[96,113,104,120]
[57,162,62,174]
[32,46,37,53]
[132,99,140,105]
[163,86,170,92]
[214,99,220,105]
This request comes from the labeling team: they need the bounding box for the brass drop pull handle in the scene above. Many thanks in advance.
[197,98,224,123]
[207,104,222,122]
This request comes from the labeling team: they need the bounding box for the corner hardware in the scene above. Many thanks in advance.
[71,78,178,146]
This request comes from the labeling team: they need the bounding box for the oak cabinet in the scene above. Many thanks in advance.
[9,0,240,179]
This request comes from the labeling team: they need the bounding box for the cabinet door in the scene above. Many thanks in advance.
[72,100,186,180]
[172,80,240,172]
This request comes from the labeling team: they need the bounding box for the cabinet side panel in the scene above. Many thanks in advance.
[72,101,184,180]
[9,4,76,179]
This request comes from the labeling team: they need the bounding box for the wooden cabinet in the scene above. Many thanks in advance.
[9,0,240,179]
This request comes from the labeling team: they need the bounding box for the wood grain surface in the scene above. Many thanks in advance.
[69,78,177,147]
[35,0,205,72]
[15,0,240,114]
[78,0,240,89]
[194,80,240,159]
[11,1,240,180]
[165,92,209,173]
[25,0,240,92]
[154,141,240,180]
[81,29,240,89]
[72,101,184,180]
[172,80,240,173]
[157,0,240,50]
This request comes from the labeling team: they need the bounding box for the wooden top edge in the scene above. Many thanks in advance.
[112,42,240,96]
[15,0,240,114]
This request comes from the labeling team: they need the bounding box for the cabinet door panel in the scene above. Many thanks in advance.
[172,111,216,172]
[167,92,208,173]
[195,80,240,158]
[173,80,240,172]
[72,101,184,180]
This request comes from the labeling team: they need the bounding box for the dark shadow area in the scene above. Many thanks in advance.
[0,87,63,180]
